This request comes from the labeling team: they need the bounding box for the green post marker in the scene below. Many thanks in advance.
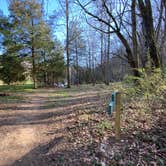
[112,92,115,102]
[108,92,116,114]
[108,102,114,114]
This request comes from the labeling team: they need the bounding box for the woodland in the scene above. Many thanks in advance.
[0,0,165,165]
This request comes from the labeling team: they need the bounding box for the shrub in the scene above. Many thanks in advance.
[123,68,166,101]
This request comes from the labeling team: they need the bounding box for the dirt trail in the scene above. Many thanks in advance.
[0,88,106,166]
[0,93,50,166]
[0,87,165,165]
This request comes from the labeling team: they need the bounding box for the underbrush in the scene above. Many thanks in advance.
[121,68,166,110]
[91,69,166,165]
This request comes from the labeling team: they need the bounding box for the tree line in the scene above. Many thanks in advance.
[0,0,65,88]
[0,0,165,88]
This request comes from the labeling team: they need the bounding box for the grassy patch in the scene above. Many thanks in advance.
[96,119,113,135]
[48,91,69,98]
[0,84,34,93]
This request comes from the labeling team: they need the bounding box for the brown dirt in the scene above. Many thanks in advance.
[0,88,108,166]
[0,92,50,166]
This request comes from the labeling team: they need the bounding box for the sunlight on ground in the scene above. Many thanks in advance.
[0,80,4,85]
[0,127,38,166]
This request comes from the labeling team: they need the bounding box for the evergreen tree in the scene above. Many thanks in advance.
[0,55,26,85]
[37,39,65,86]
[9,0,44,88]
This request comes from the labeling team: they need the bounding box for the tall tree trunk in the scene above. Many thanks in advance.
[132,0,139,68]
[32,46,37,89]
[105,22,110,85]
[138,0,160,68]
[75,41,79,86]
[100,32,105,82]
[31,19,37,89]
[66,0,70,88]
[160,0,166,66]
[92,54,96,86]
[116,31,140,77]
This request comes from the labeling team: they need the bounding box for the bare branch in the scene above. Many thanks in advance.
[101,0,119,31]
[85,16,114,34]
[76,0,117,32]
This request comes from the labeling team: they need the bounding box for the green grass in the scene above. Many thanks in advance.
[95,119,113,136]
[0,84,34,93]
[48,91,69,98]
[0,83,118,94]
[97,119,113,131]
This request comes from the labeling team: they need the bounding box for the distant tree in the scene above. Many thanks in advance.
[69,20,86,85]
[85,28,99,85]
[37,39,65,86]
[51,0,81,88]
[0,55,26,85]
[45,51,65,86]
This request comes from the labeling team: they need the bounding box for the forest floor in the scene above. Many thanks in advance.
[0,84,165,166]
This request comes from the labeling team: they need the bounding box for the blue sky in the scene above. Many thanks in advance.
[0,1,9,15]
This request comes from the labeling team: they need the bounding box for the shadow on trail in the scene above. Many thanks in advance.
[0,99,100,127]
[10,135,96,166]
[0,94,103,111]
[10,136,64,166]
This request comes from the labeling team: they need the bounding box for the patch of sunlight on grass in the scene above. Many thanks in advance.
[24,79,33,85]
[47,91,69,98]
[0,80,4,85]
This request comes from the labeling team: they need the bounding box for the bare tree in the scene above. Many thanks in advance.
[76,0,140,76]
[131,0,139,68]
[66,0,70,88]
[138,0,160,68]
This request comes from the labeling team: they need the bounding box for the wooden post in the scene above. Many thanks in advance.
[115,92,121,139]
